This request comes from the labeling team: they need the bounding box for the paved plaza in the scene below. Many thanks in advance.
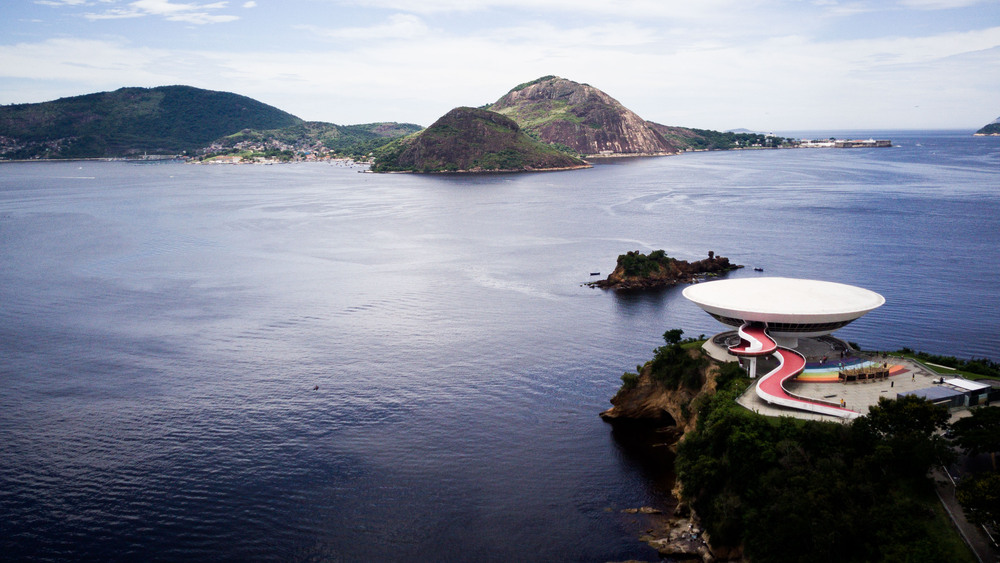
[703,333,946,422]
[739,357,938,421]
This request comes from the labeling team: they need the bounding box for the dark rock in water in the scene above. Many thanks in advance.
[591,250,741,290]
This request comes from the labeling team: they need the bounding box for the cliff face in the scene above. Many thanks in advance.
[489,76,680,157]
[370,106,588,172]
[600,350,721,436]
[602,352,745,561]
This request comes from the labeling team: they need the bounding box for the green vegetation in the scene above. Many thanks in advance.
[620,371,640,391]
[647,329,707,390]
[492,99,586,131]
[957,472,1000,526]
[0,86,422,160]
[951,407,1000,470]
[674,365,968,561]
[895,348,1000,380]
[370,107,585,173]
[198,120,423,161]
[616,249,674,278]
[507,75,558,94]
[975,122,1000,135]
[664,128,796,150]
[0,86,301,159]
[952,407,1000,529]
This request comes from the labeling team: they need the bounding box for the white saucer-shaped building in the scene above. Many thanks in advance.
[683,277,885,345]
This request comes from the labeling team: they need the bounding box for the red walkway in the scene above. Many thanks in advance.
[729,323,776,356]
[729,323,860,419]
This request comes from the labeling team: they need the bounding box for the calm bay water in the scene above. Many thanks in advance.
[2,131,997,561]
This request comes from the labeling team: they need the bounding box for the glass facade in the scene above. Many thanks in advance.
[707,313,854,333]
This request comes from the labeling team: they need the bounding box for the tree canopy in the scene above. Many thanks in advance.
[675,382,966,562]
[951,406,1000,469]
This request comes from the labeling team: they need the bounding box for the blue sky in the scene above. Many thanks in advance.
[2,0,998,131]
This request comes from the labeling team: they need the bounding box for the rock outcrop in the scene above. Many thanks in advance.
[591,250,741,290]
[600,349,721,435]
[488,76,681,157]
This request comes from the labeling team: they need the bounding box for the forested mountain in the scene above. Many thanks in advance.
[0,86,302,159]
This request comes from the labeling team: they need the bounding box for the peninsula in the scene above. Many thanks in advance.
[602,327,999,561]
[590,250,741,290]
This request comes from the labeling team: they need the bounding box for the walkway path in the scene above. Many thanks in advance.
[729,323,859,419]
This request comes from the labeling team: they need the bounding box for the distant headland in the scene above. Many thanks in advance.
[0,78,894,170]
[974,116,1000,136]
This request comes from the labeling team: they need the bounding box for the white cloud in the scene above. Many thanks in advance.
[84,0,240,24]
[898,0,990,9]
[2,5,998,129]
[35,0,92,6]
[328,0,762,18]
[242,0,256,6]
[305,13,430,40]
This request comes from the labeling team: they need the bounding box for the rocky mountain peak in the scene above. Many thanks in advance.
[489,76,679,157]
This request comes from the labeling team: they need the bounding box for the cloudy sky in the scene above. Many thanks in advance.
[2,0,998,131]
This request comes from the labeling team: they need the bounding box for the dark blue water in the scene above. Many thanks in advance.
[2,131,997,561]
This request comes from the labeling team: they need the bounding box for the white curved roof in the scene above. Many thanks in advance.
[682,277,885,325]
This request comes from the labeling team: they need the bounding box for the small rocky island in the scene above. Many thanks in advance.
[591,250,741,290]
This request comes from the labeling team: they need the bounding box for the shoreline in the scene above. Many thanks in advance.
[370,163,592,174]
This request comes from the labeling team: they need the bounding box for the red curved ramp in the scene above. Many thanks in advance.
[755,347,860,419]
[729,323,777,356]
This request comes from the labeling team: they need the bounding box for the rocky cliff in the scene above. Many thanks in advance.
[370,106,588,173]
[600,349,721,437]
[601,350,745,561]
[488,76,681,157]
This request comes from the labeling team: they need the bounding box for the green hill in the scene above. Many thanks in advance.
[0,85,303,159]
[370,107,588,173]
[974,117,1000,136]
